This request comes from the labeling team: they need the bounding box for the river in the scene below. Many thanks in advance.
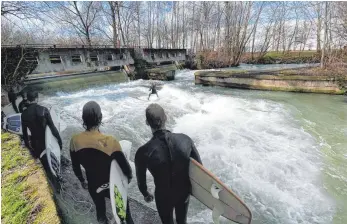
[40,64,346,224]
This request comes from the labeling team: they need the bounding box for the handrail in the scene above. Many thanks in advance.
[1,44,187,51]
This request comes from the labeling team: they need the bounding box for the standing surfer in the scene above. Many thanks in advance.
[69,101,134,224]
[8,87,19,113]
[135,103,202,224]
[21,91,62,186]
[18,91,30,113]
[148,82,159,100]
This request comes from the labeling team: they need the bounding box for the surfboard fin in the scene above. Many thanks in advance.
[211,183,222,199]
[211,183,223,224]
[212,206,222,224]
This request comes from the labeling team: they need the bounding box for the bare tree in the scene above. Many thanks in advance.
[52,1,100,47]
[223,2,263,66]
[1,47,40,89]
[1,1,46,20]
[135,1,141,46]
[315,2,322,52]
[321,2,328,68]
[335,2,347,41]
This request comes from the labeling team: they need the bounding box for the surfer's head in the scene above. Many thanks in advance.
[27,91,38,102]
[82,101,102,131]
[20,91,27,100]
[146,103,167,132]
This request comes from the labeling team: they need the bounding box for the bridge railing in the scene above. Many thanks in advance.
[1,44,188,50]
[1,44,117,49]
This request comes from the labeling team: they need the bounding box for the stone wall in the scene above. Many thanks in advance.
[195,71,346,95]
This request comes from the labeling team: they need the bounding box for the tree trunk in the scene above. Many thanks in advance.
[251,19,257,60]
[115,2,125,47]
[321,2,328,68]
[137,2,141,47]
[109,2,118,48]
[316,3,322,52]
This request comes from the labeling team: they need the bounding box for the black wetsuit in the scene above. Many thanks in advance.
[8,90,19,113]
[18,99,29,113]
[1,111,6,129]
[70,130,134,223]
[22,103,62,159]
[21,103,62,189]
[135,130,202,224]
[148,85,159,100]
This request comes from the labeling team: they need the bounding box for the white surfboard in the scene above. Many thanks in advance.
[189,158,252,224]
[110,140,132,224]
[3,113,22,135]
[2,97,22,116]
[45,107,61,177]
[2,113,32,136]
[137,95,160,102]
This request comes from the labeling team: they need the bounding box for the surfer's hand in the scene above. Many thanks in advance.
[81,180,88,189]
[144,193,154,203]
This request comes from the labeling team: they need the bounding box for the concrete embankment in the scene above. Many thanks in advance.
[146,64,177,81]
[25,70,128,93]
[23,64,180,93]
[195,69,347,95]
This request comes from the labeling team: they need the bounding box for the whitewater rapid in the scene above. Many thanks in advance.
[41,68,337,224]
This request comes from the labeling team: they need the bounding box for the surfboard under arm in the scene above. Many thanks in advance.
[189,158,252,224]
[110,140,132,224]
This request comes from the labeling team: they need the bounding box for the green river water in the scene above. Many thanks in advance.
[38,64,346,224]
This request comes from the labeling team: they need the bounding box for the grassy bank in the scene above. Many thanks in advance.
[1,132,60,224]
[243,51,320,64]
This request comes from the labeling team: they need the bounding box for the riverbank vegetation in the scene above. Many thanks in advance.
[1,1,347,84]
[1,132,60,224]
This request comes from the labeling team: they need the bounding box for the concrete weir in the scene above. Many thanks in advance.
[25,70,128,92]
[195,69,347,95]
[2,45,187,90]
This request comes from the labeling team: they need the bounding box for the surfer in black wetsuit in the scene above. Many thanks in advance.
[135,103,202,224]
[18,92,30,113]
[148,83,159,100]
[8,87,19,113]
[69,101,133,224]
[1,111,5,129]
[21,91,62,188]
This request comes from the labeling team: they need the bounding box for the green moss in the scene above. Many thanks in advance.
[28,71,127,93]
[146,64,177,73]
[29,70,84,78]
[195,68,346,95]
[250,85,342,94]
[1,132,60,224]
[195,69,345,81]
[195,70,248,77]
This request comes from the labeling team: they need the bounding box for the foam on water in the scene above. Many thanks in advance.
[41,69,335,224]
